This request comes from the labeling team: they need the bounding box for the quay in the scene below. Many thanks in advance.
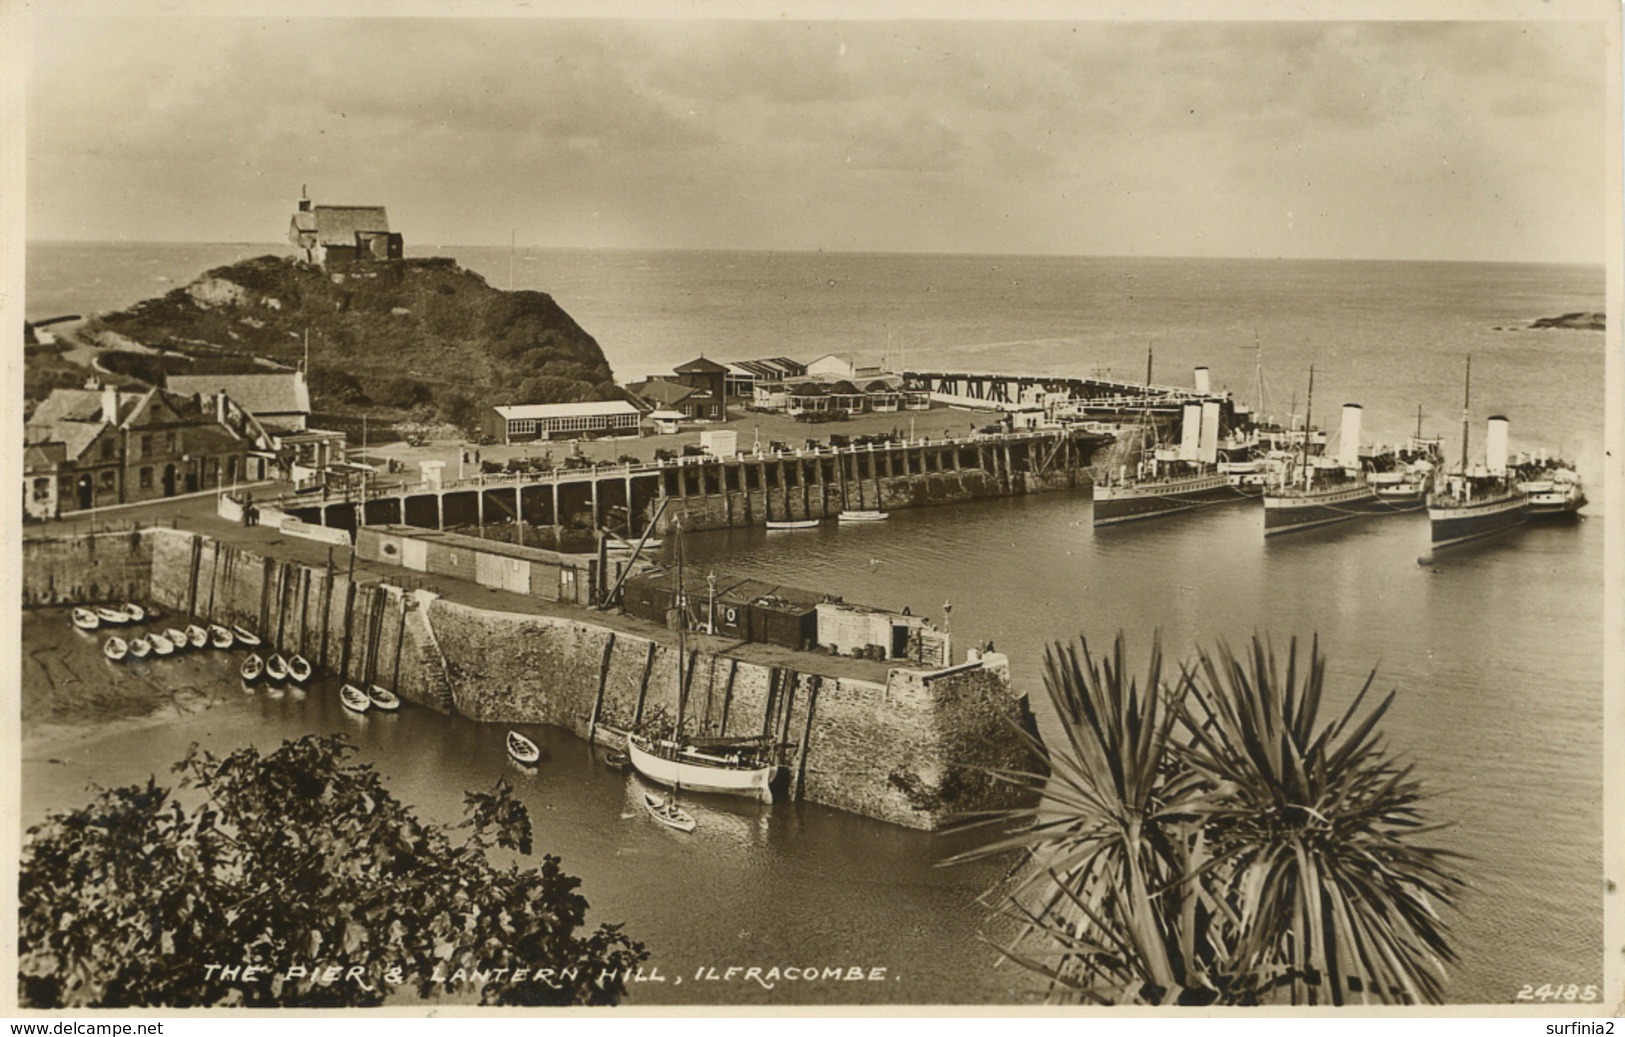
[254,426,1111,540]
[23,514,1040,830]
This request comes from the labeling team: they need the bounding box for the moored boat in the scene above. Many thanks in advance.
[71,607,99,631]
[1093,399,1261,526]
[1427,362,1530,551]
[122,602,146,623]
[186,624,208,649]
[1516,461,1587,520]
[838,510,889,522]
[96,606,130,625]
[103,636,128,662]
[604,749,632,771]
[765,518,821,530]
[642,790,697,833]
[340,684,372,713]
[626,732,776,802]
[128,635,152,659]
[367,685,401,711]
[232,625,262,647]
[265,654,289,682]
[164,628,190,651]
[209,624,234,650]
[1264,399,1419,536]
[240,653,264,682]
[507,730,540,764]
[150,633,175,656]
[287,654,313,683]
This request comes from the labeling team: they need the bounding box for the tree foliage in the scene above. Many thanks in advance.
[951,633,1463,1006]
[19,735,646,1008]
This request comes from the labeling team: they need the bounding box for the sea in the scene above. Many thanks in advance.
[20,241,1610,1006]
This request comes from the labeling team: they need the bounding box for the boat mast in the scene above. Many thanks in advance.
[1459,354,1472,476]
[1301,364,1315,490]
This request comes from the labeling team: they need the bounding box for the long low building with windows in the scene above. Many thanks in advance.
[481,400,642,444]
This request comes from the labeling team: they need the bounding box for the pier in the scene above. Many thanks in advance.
[902,369,1215,412]
[258,426,1112,540]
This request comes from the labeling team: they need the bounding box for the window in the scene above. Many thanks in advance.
[32,478,50,502]
[164,431,176,453]
[140,434,153,458]
[99,470,116,490]
[100,438,116,460]
[139,467,153,489]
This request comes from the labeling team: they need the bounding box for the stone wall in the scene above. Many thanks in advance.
[56,527,1038,830]
[21,529,152,607]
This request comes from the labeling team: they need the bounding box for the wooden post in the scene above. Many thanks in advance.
[186,536,201,618]
[258,556,273,636]
[205,540,220,622]
[390,591,407,693]
[721,656,741,741]
[631,640,657,730]
[275,563,290,651]
[587,633,616,742]
[795,677,821,799]
[761,667,781,737]
[298,567,311,656]
[319,554,334,673]
[339,580,357,681]
[776,671,798,752]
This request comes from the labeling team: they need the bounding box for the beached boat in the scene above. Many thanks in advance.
[96,606,130,625]
[128,635,152,659]
[71,607,99,631]
[164,628,190,651]
[838,510,889,522]
[367,685,401,711]
[232,625,262,647]
[265,654,289,682]
[122,602,146,623]
[340,684,372,713]
[150,633,175,656]
[642,790,697,833]
[208,624,234,650]
[765,518,821,530]
[507,730,540,764]
[287,654,313,683]
[240,653,264,682]
[1427,360,1530,551]
[103,636,128,662]
[186,624,208,649]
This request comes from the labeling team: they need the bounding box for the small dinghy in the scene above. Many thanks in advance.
[642,790,697,833]
[265,654,289,682]
[604,749,632,772]
[103,636,129,662]
[240,653,264,682]
[122,602,147,623]
[231,625,262,648]
[164,628,189,651]
[71,607,100,631]
[765,518,821,530]
[96,606,130,625]
[287,654,313,684]
[838,509,889,522]
[150,633,175,657]
[144,604,164,622]
[506,731,541,765]
[340,684,372,713]
[186,625,208,649]
[128,635,152,659]
[368,685,401,711]
[208,624,234,650]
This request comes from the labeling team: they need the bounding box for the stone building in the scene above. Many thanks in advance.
[288,188,402,265]
[23,382,276,518]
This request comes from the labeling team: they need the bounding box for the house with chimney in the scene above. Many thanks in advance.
[288,187,402,265]
[23,380,277,519]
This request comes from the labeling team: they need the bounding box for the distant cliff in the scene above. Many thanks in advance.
[81,255,619,423]
[1528,311,1605,331]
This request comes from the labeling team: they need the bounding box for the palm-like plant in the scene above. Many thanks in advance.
[950,632,1462,1006]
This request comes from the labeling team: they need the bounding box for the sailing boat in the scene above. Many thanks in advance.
[626,521,778,803]
[1426,356,1530,549]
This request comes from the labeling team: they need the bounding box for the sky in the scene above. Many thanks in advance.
[21,8,1617,262]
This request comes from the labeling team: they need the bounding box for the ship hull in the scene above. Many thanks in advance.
[1264,487,1423,536]
[1427,494,1530,549]
[627,734,775,803]
[1092,475,1259,526]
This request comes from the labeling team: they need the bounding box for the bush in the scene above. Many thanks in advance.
[18,735,645,1008]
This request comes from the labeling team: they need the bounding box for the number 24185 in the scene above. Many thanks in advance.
[1516,983,1598,1002]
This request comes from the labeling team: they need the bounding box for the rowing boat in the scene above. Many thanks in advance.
[265,654,289,682]
[240,653,264,682]
[232,625,262,647]
[340,684,372,713]
[103,636,128,662]
[186,625,208,649]
[642,790,697,832]
[506,731,540,765]
[209,624,234,650]
[122,602,147,622]
[368,685,401,711]
[164,628,190,651]
[287,654,313,684]
[71,607,99,631]
[150,633,175,656]
[129,635,152,659]
[96,606,129,625]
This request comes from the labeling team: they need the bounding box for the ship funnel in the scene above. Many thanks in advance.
[1199,400,1221,464]
[1339,404,1363,469]
[1194,366,1211,394]
[1486,416,1510,475]
[1179,402,1202,461]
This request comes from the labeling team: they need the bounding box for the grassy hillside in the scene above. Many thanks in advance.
[81,255,620,426]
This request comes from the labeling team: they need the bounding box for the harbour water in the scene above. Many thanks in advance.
[21,242,1608,1004]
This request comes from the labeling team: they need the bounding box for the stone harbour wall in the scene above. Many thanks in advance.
[21,528,152,607]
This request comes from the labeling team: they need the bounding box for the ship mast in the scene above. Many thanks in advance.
[674,519,686,741]
[1459,355,1472,476]
[1301,364,1315,490]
